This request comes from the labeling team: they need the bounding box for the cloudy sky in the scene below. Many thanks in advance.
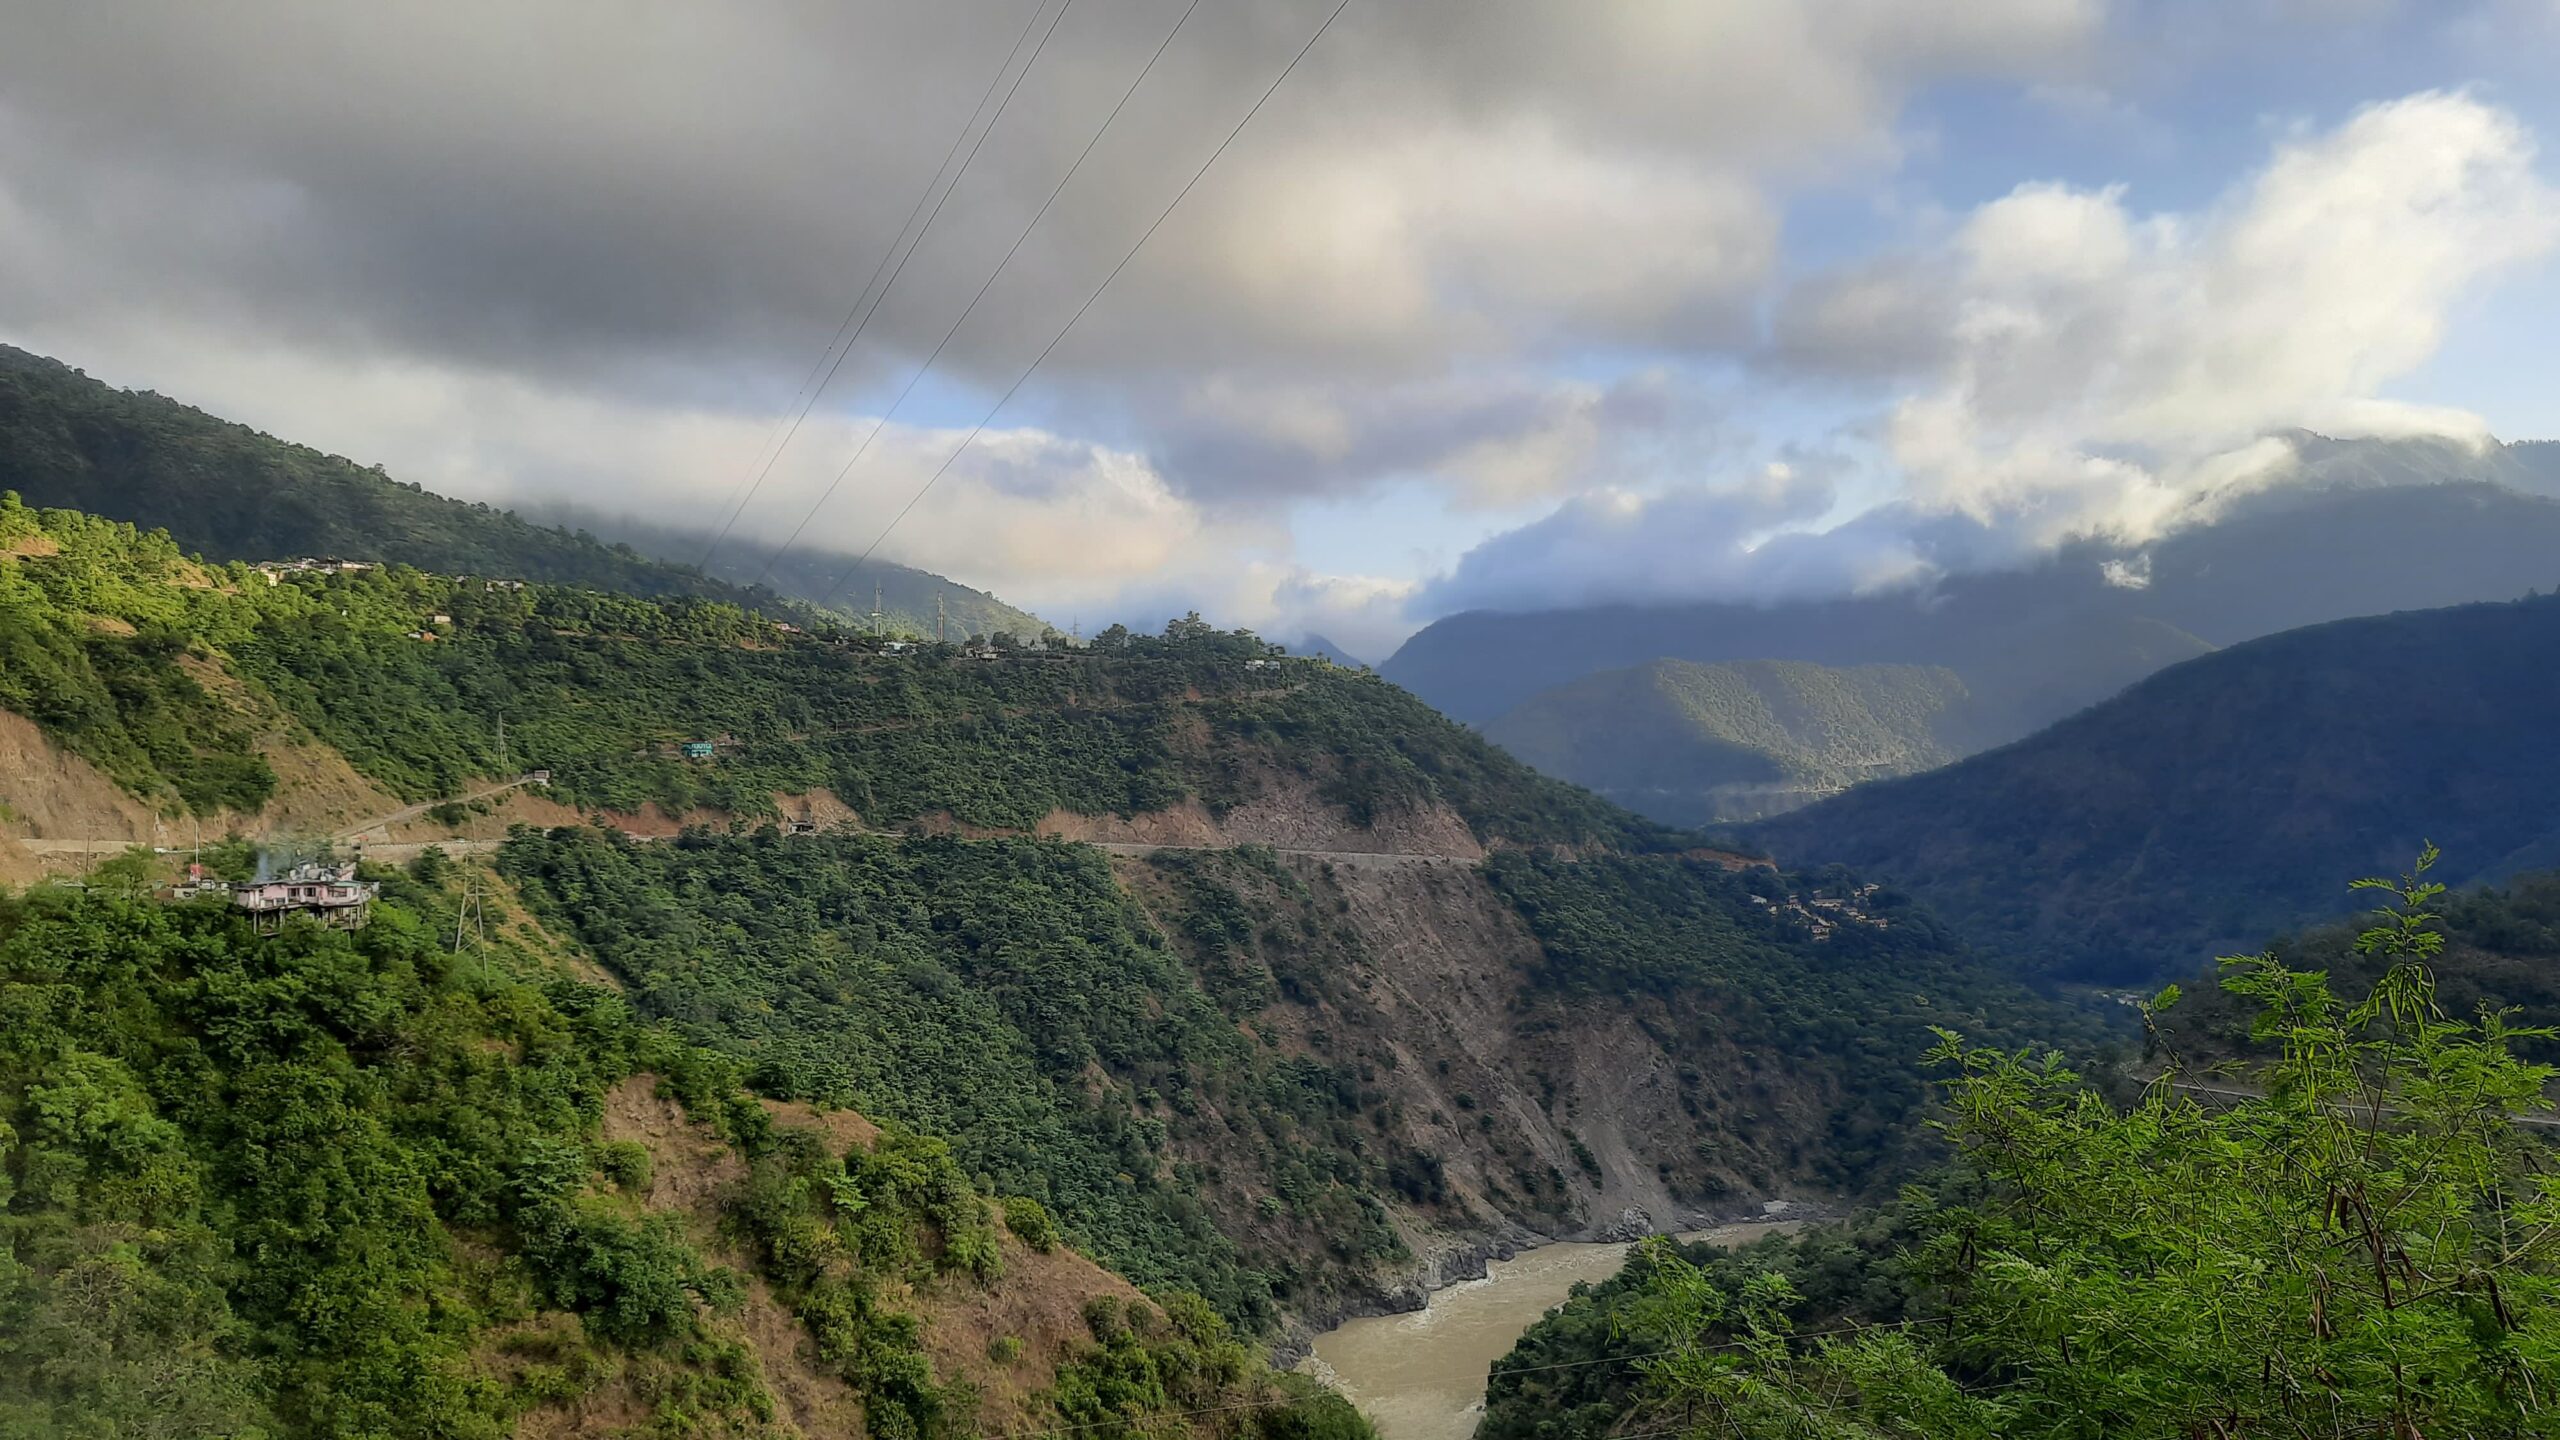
[5,0,2557,656]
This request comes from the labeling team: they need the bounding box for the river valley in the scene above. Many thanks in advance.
[1301,1222,1801,1440]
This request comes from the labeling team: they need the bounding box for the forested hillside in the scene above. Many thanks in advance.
[0,344,1038,636]
[528,505,1049,642]
[1481,659,1975,824]
[0,493,1645,845]
[1389,466,2560,789]
[496,827,2095,1341]
[1479,863,2560,1439]
[0,864,1360,1440]
[2155,858,2560,1069]
[1745,594,2560,983]
[1,494,2111,1395]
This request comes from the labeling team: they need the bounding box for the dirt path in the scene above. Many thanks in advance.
[1086,840,1471,869]
[354,835,1480,869]
[334,774,548,844]
[22,795,1485,872]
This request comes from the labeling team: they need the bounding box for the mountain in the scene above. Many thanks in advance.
[0,342,1035,633]
[527,503,1049,641]
[1481,659,1977,824]
[1293,632,1367,668]
[0,865,1365,1439]
[2153,864,2560,1071]
[1384,564,2217,730]
[1481,861,2560,1440]
[0,491,2105,1400]
[1387,454,2560,812]
[1743,592,2560,984]
[2511,438,2560,497]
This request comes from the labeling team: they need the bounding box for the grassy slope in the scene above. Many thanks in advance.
[1481,658,1973,824]
[1745,594,2560,984]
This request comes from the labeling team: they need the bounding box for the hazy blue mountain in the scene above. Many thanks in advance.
[2508,439,2560,497]
[1293,632,1367,667]
[1386,463,2560,729]
[1481,658,1977,824]
[1742,592,2560,984]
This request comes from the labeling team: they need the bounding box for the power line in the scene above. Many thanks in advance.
[810,0,1355,612]
[696,0,1051,571]
[749,0,1207,593]
[693,0,1070,574]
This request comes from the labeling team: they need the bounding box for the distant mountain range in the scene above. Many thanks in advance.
[1743,591,2560,984]
[1481,658,1978,824]
[1293,632,1367,668]
[0,342,1040,638]
[1402,441,2560,824]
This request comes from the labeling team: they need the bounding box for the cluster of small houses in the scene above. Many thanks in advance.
[250,557,378,584]
[1748,882,1891,942]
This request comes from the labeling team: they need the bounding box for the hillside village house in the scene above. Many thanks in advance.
[231,861,378,933]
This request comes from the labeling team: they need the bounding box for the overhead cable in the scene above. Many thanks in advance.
[811,0,1356,612]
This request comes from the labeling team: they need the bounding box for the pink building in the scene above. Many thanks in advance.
[232,861,378,933]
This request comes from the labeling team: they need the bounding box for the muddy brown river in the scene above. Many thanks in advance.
[1300,1222,1798,1440]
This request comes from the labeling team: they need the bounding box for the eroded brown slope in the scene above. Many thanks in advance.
[1115,841,1838,1346]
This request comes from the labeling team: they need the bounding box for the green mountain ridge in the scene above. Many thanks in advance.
[1387,463,2560,819]
[1480,658,1978,824]
[526,504,1049,643]
[1743,592,2560,983]
[0,342,1038,637]
[0,492,2109,1436]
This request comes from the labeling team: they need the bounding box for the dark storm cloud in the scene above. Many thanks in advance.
[0,1,2101,462]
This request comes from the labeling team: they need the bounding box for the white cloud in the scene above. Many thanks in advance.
[1896,89,2556,544]
[10,6,2554,639]
[1436,90,2560,612]
[1158,367,1717,509]
[0,0,2104,520]
[1423,460,1935,614]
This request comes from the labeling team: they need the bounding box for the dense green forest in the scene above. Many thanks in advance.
[2156,860,2560,1069]
[0,497,294,813]
[1480,863,2560,1438]
[493,825,2111,1337]
[1481,659,1975,825]
[1478,1198,1942,1440]
[0,860,1360,1440]
[497,829,1452,1329]
[0,493,1659,849]
[0,343,1035,633]
[528,506,1049,642]
[1745,593,2560,982]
